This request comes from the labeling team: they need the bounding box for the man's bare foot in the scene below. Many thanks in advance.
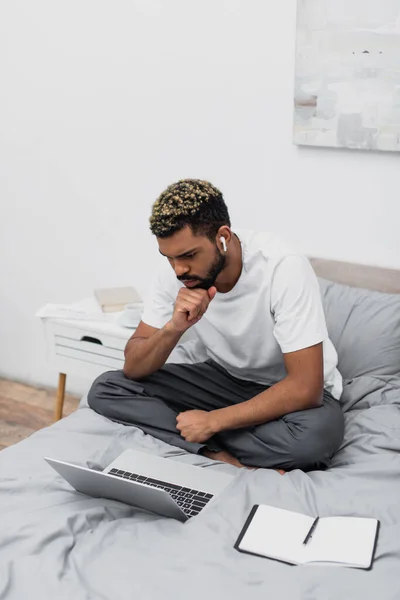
[202,449,246,468]
[202,449,286,475]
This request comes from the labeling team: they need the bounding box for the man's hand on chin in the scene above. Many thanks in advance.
[176,410,216,443]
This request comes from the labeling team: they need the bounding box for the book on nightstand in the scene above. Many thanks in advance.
[94,287,142,313]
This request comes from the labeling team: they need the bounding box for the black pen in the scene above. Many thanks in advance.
[303,517,319,545]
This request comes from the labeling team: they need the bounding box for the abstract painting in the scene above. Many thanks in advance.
[294,0,400,151]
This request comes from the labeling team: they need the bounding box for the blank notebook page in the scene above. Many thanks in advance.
[238,507,378,568]
[238,505,315,564]
[302,517,378,567]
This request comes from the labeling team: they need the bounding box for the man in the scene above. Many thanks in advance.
[88,179,344,471]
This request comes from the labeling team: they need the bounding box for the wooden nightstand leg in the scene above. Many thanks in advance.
[55,373,67,421]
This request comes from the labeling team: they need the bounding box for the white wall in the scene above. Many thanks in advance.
[1,0,399,395]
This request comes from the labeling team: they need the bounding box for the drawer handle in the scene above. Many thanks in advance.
[80,336,103,345]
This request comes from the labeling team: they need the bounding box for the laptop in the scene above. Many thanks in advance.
[45,449,236,522]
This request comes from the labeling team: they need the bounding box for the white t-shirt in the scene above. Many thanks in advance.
[141,230,343,400]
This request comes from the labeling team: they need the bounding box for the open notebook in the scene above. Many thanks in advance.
[235,505,379,569]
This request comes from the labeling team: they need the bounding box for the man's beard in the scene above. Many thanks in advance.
[179,248,226,290]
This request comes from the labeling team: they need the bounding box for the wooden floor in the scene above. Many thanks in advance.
[0,378,80,451]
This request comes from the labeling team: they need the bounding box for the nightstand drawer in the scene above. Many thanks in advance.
[44,321,131,377]
[55,345,124,370]
[54,333,124,361]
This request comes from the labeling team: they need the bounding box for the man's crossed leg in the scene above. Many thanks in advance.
[87,360,344,472]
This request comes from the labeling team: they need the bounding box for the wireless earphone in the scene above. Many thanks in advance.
[220,236,227,252]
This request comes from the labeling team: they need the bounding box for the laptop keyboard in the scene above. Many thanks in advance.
[108,468,213,517]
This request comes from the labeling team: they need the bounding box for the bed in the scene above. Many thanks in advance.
[1,258,400,600]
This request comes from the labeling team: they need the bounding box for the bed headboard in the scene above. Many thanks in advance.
[310,258,400,294]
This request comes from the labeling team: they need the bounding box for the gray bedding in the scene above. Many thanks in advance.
[2,277,400,599]
[1,374,400,600]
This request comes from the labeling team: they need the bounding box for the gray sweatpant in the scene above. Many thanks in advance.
[87,360,344,471]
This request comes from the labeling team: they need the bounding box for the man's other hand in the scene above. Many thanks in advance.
[176,409,216,443]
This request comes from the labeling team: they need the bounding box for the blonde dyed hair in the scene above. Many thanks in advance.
[150,179,230,239]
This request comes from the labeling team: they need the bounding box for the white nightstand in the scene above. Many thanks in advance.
[40,298,204,421]
[40,298,133,421]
